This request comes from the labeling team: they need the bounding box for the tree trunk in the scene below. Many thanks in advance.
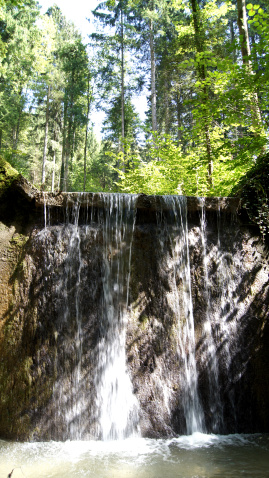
[236,0,262,127]
[150,3,157,134]
[12,92,23,154]
[84,74,92,192]
[120,3,125,167]
[237,0,251,60]
[51,129,56,193]
[229,18,236,62]
[175,91,182,143]
[41,85,51,188]
[70,122,76,173]
[65,120,71,192]
[164,73,170,135]
[190,0,213,188]
[60,95,67,191]
[206,128,213,188]
[65,72,75,191]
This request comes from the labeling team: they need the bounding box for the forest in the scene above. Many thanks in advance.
[0,0,268,197]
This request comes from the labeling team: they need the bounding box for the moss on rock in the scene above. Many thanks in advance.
[0,156,21,199]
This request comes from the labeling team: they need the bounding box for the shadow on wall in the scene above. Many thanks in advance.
[191,213,269,434]
[127,209,269,436]
[0,199,269,440]
[0,222,104,440]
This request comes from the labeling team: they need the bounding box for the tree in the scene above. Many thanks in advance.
[0,0,40,169]
[91,0,137,162]
[1,0,268,197]
[236,0,262,129]
[59,38,90,191]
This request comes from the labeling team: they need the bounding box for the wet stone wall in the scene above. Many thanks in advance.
[0,188,268,441]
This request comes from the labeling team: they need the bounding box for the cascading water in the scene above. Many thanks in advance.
[39,194,229,438]
[2,187,269,477]
[37,193,140,440]
[215,200,239,427]
[161,196,205,434]
[4,191,268,444]
[198,198,223,432]
[94,193,140,440]
[41,194,86,439]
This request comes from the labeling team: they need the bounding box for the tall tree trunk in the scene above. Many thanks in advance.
[51,129,56,192]
[65,120,72,192]
[70,121,76,173]
[237,0,251,60]
[83,74,92,192]
[150,2,157,134]
[164,72,170,135]
[12,110,22,163]
[190,0,213,188]
[120,3,125,167]
[229,18,236,62]
[12,91,23,154]
[65,72,75,191]
[236,0,262,128]
[41,85,51,188]
[175,91,182,143]
[60,94,67,191]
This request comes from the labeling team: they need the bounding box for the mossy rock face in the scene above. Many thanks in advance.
[0,222,58,440]
[0,156,21,199]
[0,159,43,440]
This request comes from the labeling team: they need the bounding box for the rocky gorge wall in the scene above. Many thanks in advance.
[0,165,269,441]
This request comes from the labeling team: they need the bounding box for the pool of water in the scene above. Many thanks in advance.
[1,433,269,478]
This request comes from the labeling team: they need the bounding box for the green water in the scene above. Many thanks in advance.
[1,433,269,478]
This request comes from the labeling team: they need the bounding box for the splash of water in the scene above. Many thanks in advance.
[39,193,140,440]
[161,196,204,434]
[95,193,140,440]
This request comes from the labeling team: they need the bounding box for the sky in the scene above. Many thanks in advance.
[37,0,147,138]
[38,0,98,42]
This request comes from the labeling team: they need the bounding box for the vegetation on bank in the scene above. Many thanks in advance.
[0,156,20,199]
[232,152,269,239]
[0,0,268,197]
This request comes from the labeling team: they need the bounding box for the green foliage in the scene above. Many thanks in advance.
[0,0,268,200]
[0,155,20,199]
[116,132,258,196]
[231,152,269,239]
[103,95,138,138]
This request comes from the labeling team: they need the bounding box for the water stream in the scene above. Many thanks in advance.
[1,193,268,476]
[94,194,140,440]
[199,198,223,432]
[161,196,204,434]
[1,434,269,478]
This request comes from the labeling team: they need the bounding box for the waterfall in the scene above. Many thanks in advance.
[39,194,218,438]
[199,198,223,432]
[94,193,140,440]
[42,194,86,439]
[215,200,241,430]
[7,191,267,442]
[160,196,204,434]
[37,193,139,440]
